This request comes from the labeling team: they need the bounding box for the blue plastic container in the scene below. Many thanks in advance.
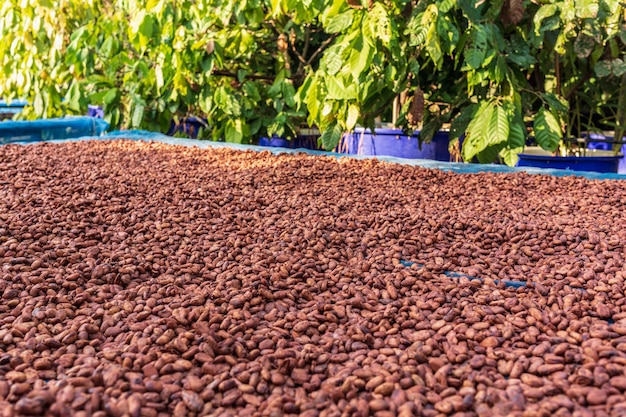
[517,147,622,174]
[168,117,209,138]
[0,117,110,144]
[0,99,27,119]
[340,128,451,161]
[88,104,209,139]
[258,133,321,150]
[585,133,626,174]
[87,105,105,119]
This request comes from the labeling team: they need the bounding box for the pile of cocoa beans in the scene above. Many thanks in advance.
[1,140,626,417]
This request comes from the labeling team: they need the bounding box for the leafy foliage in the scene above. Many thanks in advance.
[1,0,624,162]
[299,0,625,161]
[0,0,329,142]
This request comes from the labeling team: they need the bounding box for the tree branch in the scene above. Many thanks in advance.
[305,33,339,67]
[212,69,275,81]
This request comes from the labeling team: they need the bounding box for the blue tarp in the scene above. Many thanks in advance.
[0,99,28,118]
[0,117,109,143]
[1,119,626,181]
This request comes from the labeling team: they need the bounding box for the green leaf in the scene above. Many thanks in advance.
[575,0,598,18]
[326,76,357,100]
[418,117,440,145]
[320,44,345,76]
[508,120,526,149]
[477,143,505,163]
[450,104,476,142]
[465,26,488,69]
[408,12,429,47]
[33,93,44,117]
[66,80,82,112]
[347,35,372,79]
[542,93,568,114]
[132,102,145,128]
[611,59,626,76]
[436,16,460,54]
[225,119,244,143]
[463,101,510,165]
[437,0,455,13]
[321,0,347,28]
[215,86,241,116]
[281,82,297,108]
[462,101,493,161]
[325,9,354,33]
[425,22,443,68]
[103,88,119,105]
[499,146,524,166]
[101,36,119,58]
[574,33,596,58]
[155,65,164,92]
[506,36,536,67]
[459,0,484,22]
[368,3,392,45]
[534,107,562,151]
[485,104,510,147]
[320,122,344,150]
[533,4,559,37]
[594,60,612,77]
[346,104,359,130]
[243,82,261,101]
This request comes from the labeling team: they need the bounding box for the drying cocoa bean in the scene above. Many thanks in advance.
[1,140,625,415]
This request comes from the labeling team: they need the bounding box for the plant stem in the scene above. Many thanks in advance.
[294,26,311,75]
[615,73,626,154]
[212,70,275,81]
[305,34,338,67]
[555,52,561,97]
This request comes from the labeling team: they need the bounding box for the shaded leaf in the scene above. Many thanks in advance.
[450,104,476,142]
[508,120,526,149]
[131,102,145,127]
[477,143,505,163]
[462,101,493,161]
[500,0,524,26]
[542,93,568,114]
[574,33,596,58]
[534,107,561,151]
[612,58,626,76]
[594,60,612,77]
[418,117,441,144]
[320,121,344,150]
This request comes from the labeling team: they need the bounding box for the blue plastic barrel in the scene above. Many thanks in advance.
[258,133,321,150]
[517,147,622,173]
[585,133,626,174]
[0,117,110,144]
[340,128,451,161]
[0,99,27,119]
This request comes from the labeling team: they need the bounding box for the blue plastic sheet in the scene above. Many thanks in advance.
[89,133,626,181]
[0,99,27,119]
[2,122,626,180]
[398,260,584,291]
[0,117,109,144]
